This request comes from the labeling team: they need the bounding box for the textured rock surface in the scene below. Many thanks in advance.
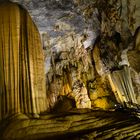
[5,0,139,110]
[0,109,140,140]
[0,1,47,121]
[0,0,139,112]
[127,27,140,105]
[0,1,140,139]
[10,0,140,33]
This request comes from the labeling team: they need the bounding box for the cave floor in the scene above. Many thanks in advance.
[0,109,140,140]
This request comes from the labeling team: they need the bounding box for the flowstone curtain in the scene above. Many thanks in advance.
[0,1,48,121]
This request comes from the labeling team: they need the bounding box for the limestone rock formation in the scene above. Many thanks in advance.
[4,0,136,112]
[127,26,140,105]
[37,0,140,111]
[0,0,140,139]
[45,34,94,110]
[0,110,140,140]
[0,1,47,121]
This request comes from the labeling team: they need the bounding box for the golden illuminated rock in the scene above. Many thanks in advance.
[1,110,140,140]
[127,26,140,104]
[45,35,93,110]
[89,76,116,109]
[93,37,139,108]
[0,1,48,121]
[93,97,115,110]
[134,26,140,51]
[109,66,138,107]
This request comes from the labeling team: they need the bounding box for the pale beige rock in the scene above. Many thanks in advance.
[110,66,138,107]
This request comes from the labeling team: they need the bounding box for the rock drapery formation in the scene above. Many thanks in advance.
[126,26,140,105]
[0,0,140,140]
[92,33,139,108]
[8,0,137,112]
[110,66,138,107]
[0,1,47,121]
[38,0,140,111]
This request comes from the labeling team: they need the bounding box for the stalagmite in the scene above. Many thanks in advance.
[0,1,48,121]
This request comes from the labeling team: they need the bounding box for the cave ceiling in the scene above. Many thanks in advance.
[10,0,140,34]
[11,0,84,35]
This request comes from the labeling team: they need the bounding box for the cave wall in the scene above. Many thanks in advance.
[3,0,140,111]
[0,2,140,140]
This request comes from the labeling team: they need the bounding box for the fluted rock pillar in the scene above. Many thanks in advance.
[0,1,48,121]
[108,65,138,108]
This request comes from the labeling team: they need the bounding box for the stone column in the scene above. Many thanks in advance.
[0,1,48,121]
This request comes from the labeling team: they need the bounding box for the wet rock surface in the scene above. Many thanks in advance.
[0,109,140,140]
[0,1,140,140]
[5,0,139,113]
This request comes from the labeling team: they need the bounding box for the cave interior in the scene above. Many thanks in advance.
[0,0,140,140]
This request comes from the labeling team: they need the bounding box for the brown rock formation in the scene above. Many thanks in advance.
[0,1,140,140]
[128,26,140,104]
[0,110,140,140]
[45,34,94,111]
[0,1,47,121]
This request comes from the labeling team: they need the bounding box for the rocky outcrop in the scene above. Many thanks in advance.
[39,0,140,111]
[0,1,47,121]
[127,26,140,105]
[1,0,138,112]
[0,110,140,140]
[45,34,94,110]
